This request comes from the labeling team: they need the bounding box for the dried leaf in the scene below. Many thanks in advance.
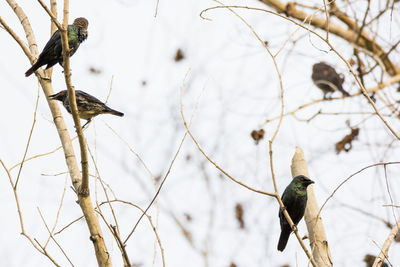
[184,213,192,222]
[335,128,360,154]
[89,67,101,74]
[235,203,245,229]
[174,48,184,62]
[250,129,265,144]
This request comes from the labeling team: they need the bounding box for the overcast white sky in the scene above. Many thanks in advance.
[1,0,400,266]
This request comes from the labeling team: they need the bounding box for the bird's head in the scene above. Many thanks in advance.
[73,17,89,30]
[293,175,314,188]
[312,62,326,72]
[49,90,68,101]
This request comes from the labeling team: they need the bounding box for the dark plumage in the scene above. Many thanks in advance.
[277,175,314,252]
[25,17,88,77]
[311,62,349,98]
[49,90,124,127]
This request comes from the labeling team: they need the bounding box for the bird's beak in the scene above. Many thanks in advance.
[306,180,315,186]
[49,92,62,100]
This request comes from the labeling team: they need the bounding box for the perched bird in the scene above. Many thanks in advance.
[311,62,350,98]
[49,90,124,127]
[277,175,314,252]
[25,17,89,77]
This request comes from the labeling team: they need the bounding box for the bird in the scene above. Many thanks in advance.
[311,62,350,98]
[277,175,314,252]
[25,17,89,77]
[49,90,124,127]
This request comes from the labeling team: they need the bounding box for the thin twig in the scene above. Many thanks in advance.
[373,219,400,267]
[0,16,34,61]
[154,0,160,17]
[86,145,129,266]
[319,162,400,215]
[37,208,75,266]
[180,69,275,196]
[104,122,155,178]
[0,158,61,266]
[37,0,62,30]
[87,145,120,234]
[15,84,40,188]
[44,174,69,248]
[99,200,166,267]
[123,120,189,244]
[6,0,39,57]
[54,216,84,236]
[111,225,131,267]
[33,238,61,267]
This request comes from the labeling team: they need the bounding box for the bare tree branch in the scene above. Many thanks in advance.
[373,220,400,267]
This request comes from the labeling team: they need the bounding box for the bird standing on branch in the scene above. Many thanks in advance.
[49,90,124,127]
[277,175,314,252]
[25,17,89,77]
[311,62,350,98]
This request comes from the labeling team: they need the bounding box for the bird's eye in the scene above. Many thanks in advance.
[300,177,304,181]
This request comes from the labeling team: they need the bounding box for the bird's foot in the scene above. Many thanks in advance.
[82,120,91,129]
[39,75,51,81]
[61,68,72,75]
[73,121,88,130]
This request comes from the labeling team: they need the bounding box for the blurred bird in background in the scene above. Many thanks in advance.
[311,62,350,98]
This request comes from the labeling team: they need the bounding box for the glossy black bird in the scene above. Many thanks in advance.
[311,62,350,98]
[277,175,314,252]
[25,17,88,77]
[49,90,124,127]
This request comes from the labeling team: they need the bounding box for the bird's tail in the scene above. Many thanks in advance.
[25,61,41,77]
[339,87,350,96]
[107,108,124,117]
[277,230,291,252]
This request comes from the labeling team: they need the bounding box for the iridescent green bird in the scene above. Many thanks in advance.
[277,175,314,252]
[25,17,88,77]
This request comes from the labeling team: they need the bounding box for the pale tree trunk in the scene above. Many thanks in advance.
[291,147,333,267]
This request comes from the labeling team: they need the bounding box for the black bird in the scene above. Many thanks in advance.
[311,62,350,98]
[277,175,314,252]
[25,17,88,77]
[49,90,124,127]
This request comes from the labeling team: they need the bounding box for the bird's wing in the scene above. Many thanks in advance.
[41,30,61,56]
[75,90,105,105]
[287,194,307,225]
[278,190,288,227]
